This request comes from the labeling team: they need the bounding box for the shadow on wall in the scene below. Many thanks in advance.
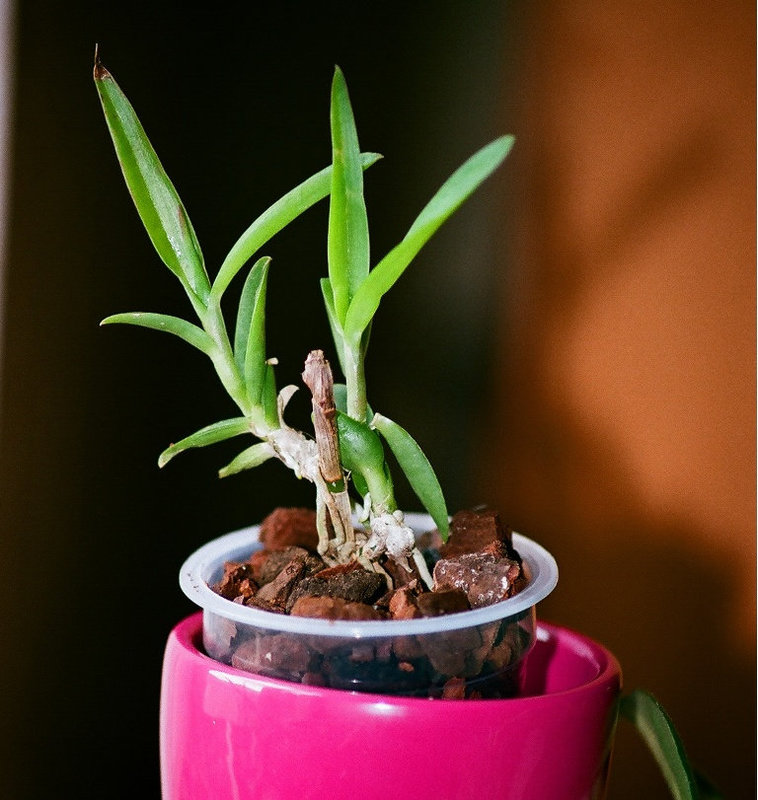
[480,2,755,799]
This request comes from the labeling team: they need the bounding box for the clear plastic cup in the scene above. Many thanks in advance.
[179,513,558,698]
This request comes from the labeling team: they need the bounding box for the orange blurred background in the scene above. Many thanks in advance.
[480,3,755,797]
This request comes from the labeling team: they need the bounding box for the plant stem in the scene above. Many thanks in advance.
[344,343,367,422]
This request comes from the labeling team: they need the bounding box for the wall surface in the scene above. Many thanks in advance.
[480,3,756,798]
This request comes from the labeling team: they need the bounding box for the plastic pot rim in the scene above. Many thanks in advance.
[179,511,558,639]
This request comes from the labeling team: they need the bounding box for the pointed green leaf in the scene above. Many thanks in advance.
[344,136,514,341]
[372,413,449,539]
[218,442,275,478]
[328,67,370,324]
[620,690,701,800]
[320,278,347,376]
[234,257,269,370]
[94,58,210,304]
[158,417,252,467]
[232,257,271,407]
[101,312,214,355]
[261,361,279,430]
[212,153,381,302]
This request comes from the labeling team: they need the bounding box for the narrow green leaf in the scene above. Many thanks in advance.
[620,690,700,800]
[231,256,271,407]
[320,278,347,376]
[344,136,514,341]
[219,442,274,478]
[234,258,269,370]
[158,417,252,468]
[372,413,449,539]
[328,66,370,324]
[212,153,381,302]
[94,58,210,303]
[336,411,394,508]
[101,312,214,355]
[261,361,279,430]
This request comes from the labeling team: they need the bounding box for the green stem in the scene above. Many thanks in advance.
[201,301,257,420]
[344,343,367,422]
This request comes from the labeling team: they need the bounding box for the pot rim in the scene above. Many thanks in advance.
[179,512,558,638]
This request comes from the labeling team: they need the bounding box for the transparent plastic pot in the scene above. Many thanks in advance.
[179,513,558,699]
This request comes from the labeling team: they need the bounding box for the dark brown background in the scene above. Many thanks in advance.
[0,2,753,798]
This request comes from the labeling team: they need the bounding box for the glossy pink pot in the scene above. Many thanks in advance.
[161,613,621,800]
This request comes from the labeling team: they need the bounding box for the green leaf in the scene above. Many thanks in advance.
[212,153,381,302]
[94,58,210,304]
[344,136,514,341]
[372,413,449,539]
[620,690,701,800]
[260,361,279,430]
[336,411,394,509]
[232,257,271,406]
[350,468,370,499]
[328,66,370,324]
[218,442,274,478]
[158,417,252,468]
[101,312,214,355]
[320,278,347,376]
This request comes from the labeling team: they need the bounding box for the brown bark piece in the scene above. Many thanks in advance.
[259,546,323,585]
[388,587,422,620]
[259,507,320,552]
[254,558,307,609]
[289,595,386,621]
[442,677,467,700]
[421,626,481,675]
[231,633,312,675]
[247,549,269,583]
[433,552,522,608]
[415,588,471,617]
[313,561,363,579]
[440,508,514,559]
[214,562,258,601]
[382,554,422,588]
[286,568,385,612]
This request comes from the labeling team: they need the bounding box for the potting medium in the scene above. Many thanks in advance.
[180,513,558,697]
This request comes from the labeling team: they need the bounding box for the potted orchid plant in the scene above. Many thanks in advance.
[94,51,719,800]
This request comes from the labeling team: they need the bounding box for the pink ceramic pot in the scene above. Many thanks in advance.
[161,614,621,800]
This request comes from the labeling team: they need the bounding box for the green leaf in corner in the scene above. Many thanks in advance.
[344,136,514,341]
[158,417,252,468]
[218,442,274,478]
[619,690,704,800]
[371,413,449,539]
[94,56,210,304]
[328,66,371,324]
[101,312,214,355]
